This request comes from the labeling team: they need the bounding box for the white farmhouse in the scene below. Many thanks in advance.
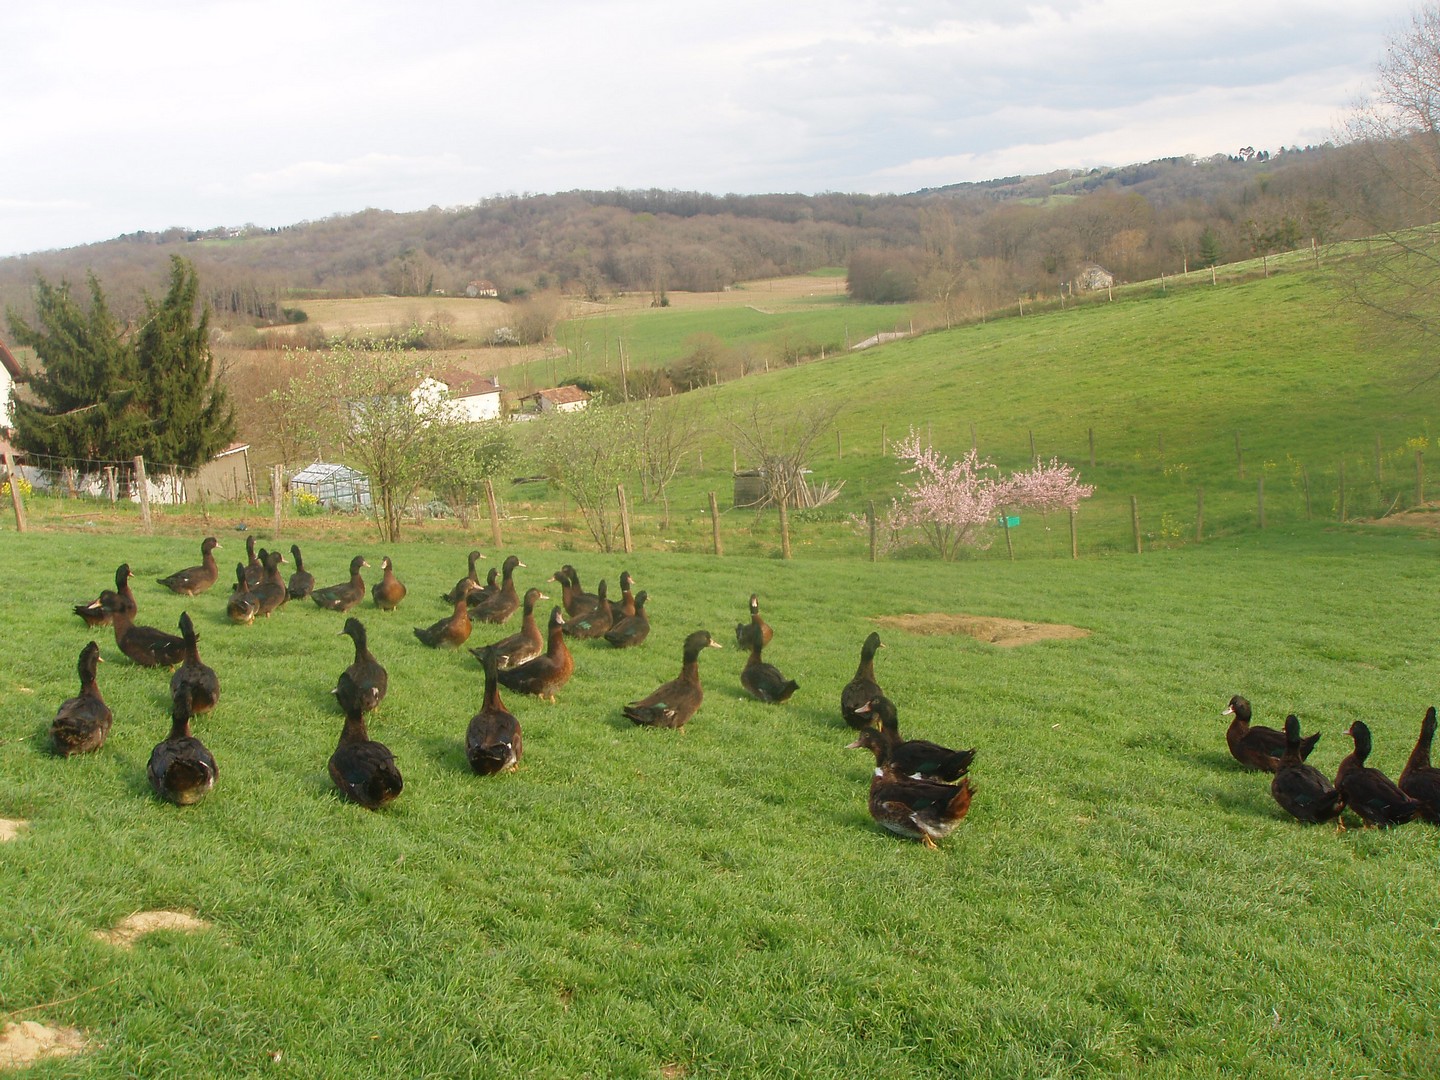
[414,370,503,423]
[0,340,23,431]
[522,385,591,414]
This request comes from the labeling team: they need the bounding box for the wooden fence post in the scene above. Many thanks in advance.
[867,500,877,562]
[134,456,152,534]
[1257,475,1265,529]
[1069,507,1078,559]
[3,452,27,533]
[1089,427,1095,468]
[778,495,792,560]
[1417,450,1425,506]
[1377,435,1384,483]
[484,478,503,548]
[1131,495,1142,554]
[1196,487,1204,542]
[836,430,842,461]
[616,483,633,554]
[1338,461,1346,522]
[880,423,887,455]
[708,491,723,556]
[272,464,283,539]
[1235,432,1244,480]
[105,466,117,504]
[1002,513,1014,559]
[1302,466,1312,520]
[1028,429,1037,464]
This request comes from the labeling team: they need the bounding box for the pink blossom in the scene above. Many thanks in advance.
[884,434,1093,559]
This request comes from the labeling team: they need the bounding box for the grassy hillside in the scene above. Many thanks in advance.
[2,529,1437,1077]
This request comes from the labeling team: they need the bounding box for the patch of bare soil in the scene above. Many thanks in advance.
[1363,506,1440,530]
[92,910,211,949]
[873,613,1090,648]
[0,819,27,843]
[0,1021,87,1069]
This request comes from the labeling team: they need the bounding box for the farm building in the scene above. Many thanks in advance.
[189,442,255,503]
[1075,264,1115,292]
[416,369,503,423]
[465,280,499,298]
[520,385,591,415]
[0,339,25,432]
[290,462,372,510]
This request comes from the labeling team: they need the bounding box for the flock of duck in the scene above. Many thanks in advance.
[1223,695,1440,828]
[52,535,980,844]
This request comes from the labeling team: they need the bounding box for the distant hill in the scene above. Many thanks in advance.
[0,141,1412,330]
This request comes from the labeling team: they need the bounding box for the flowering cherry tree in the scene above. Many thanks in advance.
[884,432,1094,560]
[1007,457,1095,517]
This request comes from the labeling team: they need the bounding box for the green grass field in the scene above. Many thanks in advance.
[2,527,1438,1077]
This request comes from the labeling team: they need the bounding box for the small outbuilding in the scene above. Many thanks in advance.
[290,461,372,510]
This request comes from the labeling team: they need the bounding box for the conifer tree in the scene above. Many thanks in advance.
[6,257,234,469]
[134,257,234,466]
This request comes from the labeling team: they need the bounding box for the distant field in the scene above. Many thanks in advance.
[261,295,514,338]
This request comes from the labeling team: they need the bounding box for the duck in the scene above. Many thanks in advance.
[286,544,315,601]
[735,593,773,651]
[413,594,472,649]
[1399,706,1440,823]
[226,563,259,625]
[329,699,403,810]
[497,607,574,702]
[740,635,799,703]
[73,594,111,629]
[169,611,220,714]
[250,548,288,618]
[335,617,388,715]
[105,583,188,668]
[851,697,975,780]
[557,565,600,618]
[1335,720,1421,828]
[464,567,499,607]
[840,632,885,728]
[1224,695,1319,772]
[155,536,221,596]
[311,555,368,612]
[371,556,407,611]
[612,571,638,620]
[562,579,613,639]
[1270,714,1344,825]
[242,535,263,588]
[113,562,138,615]
[49,641,112,756]
[849,743,973,849]
[622,629,721,729]
[604,590,650,649]
[469,554,525,624]
[442,550,486,604]
[147,686,218,806]
[470,588,548,670]
[466,645,523,775]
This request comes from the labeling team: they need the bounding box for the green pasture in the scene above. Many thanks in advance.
[508,301,919,393]
[1,527,1437,1077]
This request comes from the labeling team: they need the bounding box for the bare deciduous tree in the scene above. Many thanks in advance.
[524,398,641,552]
[1342,5,1440,369]
[724,397,842,558]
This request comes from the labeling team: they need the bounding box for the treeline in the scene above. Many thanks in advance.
[0,140,1424,329]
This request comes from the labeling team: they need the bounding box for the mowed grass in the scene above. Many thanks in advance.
[2,527,1438,1077]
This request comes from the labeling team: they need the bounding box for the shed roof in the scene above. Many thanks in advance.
[528,385,590,406]
[0,340,24,380]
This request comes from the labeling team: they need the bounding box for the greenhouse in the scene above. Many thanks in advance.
[289,462,371,510]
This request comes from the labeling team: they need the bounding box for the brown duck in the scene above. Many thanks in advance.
[623,630,721,729]
[49,642,112,756]
[497,607,573,702]
[311,555,368,612]
[371,556,407,611]
[156,536,221,596]
[466,645,523,775]
[471,588,548,670]
[413,594,472,649]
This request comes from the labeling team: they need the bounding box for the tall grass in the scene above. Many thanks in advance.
[2,527,1437,1077]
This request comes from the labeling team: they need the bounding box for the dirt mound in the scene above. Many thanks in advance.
[93,910,211,949]
[0,1021,87,1069]
[0,819,27,843]
[873,613,1089,647]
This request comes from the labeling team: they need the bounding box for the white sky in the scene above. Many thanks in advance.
[0,1,1419,258]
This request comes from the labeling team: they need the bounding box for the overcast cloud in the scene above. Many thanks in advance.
[0,0,1419,257]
